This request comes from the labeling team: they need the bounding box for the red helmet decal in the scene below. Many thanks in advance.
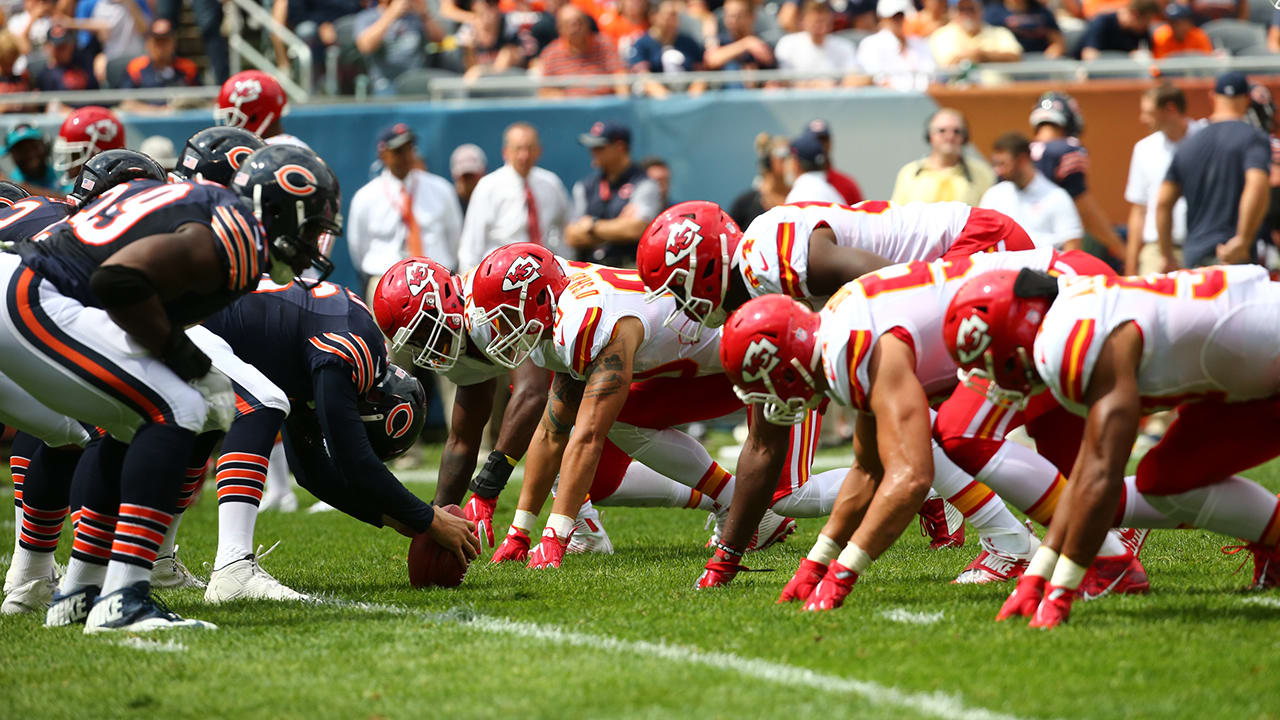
[228,77,263,106]
[404,262,434,299]
[86,118,119,143]
[664,217,703,266]
[502,255,542,292]
[953,314,992,365]
[385,402,414,439]
[274,164,317,196]
[740,337,781,384]
[226,145,254,170]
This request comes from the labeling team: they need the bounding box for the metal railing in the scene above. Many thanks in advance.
[0,85,221,108]
[224,0,312,102]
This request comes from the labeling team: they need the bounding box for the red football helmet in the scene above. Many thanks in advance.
[373,257,466,372]
[720,294,823,425]
[469,242,569,369]
[215,70,288,136]
[637,200,742,342]
[943,269,1054,407]
[53,106,125,175]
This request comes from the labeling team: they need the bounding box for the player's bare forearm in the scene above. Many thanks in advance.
[493,361,552,459]
[1236,169,1270,245]
[517,373,583,515]
[816,462,877,547]
[806,229,890,296]
[105,296,172,358]
[720,407,789,550]
[1155,181,1180,266]
[1125,204,1145,276]
[436,379,495,505]
[593,216,648,244]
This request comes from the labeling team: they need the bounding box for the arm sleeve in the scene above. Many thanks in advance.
[1245,131,1271,173]
[311,365,436,533]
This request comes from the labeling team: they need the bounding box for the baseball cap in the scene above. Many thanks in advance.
[1215,71,1250,98]
[790,132,826,165]
[578,121,631,148]
[46,23,74,46]
[1,124,44,156]
[450,143,487,177]
[377,123,416,151]
[806,118,831,140]
[149,18,174,38]
[877,0,912,18]
[1164,2,1192,20]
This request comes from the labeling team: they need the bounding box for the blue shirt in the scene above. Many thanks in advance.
[1031,137,1089,198]
[628,32,704,72]
[1077,11,1149,57]
[985,2,1059,53]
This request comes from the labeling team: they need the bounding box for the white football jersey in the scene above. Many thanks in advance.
[734,201,973,302]
[817,248,1073,412]
[447,268,508,387]
[1035,265,1280,415]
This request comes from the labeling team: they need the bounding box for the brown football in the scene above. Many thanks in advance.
[407,504,469,589]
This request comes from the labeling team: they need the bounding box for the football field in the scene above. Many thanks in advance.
[3,441,1280,720]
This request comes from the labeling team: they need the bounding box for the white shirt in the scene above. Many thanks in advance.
[855,29,935,92]
[785,170,845,204]
[457,164,571,272]
[980,172,1082,249]
[266,133,311,150]
[347,168,463,278]
[92,0,145,60]
[1124,119,1206,245]
[774,32,860,74]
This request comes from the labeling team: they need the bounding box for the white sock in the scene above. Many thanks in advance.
[972,440,1063,517]
[1116,476,1181,528]
[983,525,1040,559]
[156,513,182,559]
[1144,476,1280,543]
[807,534,841,564]
[215,501,259,569]
[575,499,599,524]
[7,546,53,584]
[608,424,735,505]
[60,558,108,594]
[769,468,846,517]
[101,560,152,596]
[11,504,20,553]
[594,461,714,509]
[1097,530,1127,557]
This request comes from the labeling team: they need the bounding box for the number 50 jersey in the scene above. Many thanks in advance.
[13,180,268,325]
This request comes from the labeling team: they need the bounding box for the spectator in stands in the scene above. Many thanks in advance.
[2,123,58,191]
[930,0,1023,67]
[985,0,1065,57]
[460,0,524,78]
[354,0,446,96]
[891,108,994,205]
[271,0,364,73]
[629,0,705,97]
[906,0,948,38]
[0,30,33,107]
[117,19,196,113]
[139,134,177,171]
[7,0,55,56]
[450,143,487,214]
[981,131,1083,249]
[1077,0,1160,60]
[729,131,791,229]
[1159,72,1270,269]
[91,0,148,84]
[37,22,96,92]
[785,131,843,204]
[703,0,776,79]
[458,122,571,270]
[156,1,226,83]
[1125,82,1203,274]
[857,0,936,91]
[534,4,627,97]
[641,156,671,207]
[1149,2,1211,58]
[806,118,863,204]
[566,120,661,266]
[348,123,463,294]
[775,0,867,88]
[1188,0,1246,22]
[779,0,877,34]
[598,0,649,60]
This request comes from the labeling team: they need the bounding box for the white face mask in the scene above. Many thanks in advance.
[268,256,296,284]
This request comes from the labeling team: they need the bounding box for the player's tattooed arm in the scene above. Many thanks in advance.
[543,372,585,437]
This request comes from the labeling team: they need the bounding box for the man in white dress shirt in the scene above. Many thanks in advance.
[856,0,936,91]
[348,123,464,294]
[458,123,571,271]
[784,131,844,204]
[980,131,1081,250]
[774,0,867,88]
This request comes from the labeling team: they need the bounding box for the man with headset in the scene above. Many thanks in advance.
[891,107,996,206]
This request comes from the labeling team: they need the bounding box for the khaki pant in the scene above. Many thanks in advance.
[1137,243,1182,275]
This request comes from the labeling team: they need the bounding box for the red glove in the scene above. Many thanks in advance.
[801,560,859,611]
[463,494,498,550]
[694,546,744,589]
[996,573,1045,621]
[491,526,531,564]
[527,527,569,569]
[777,557,827,603]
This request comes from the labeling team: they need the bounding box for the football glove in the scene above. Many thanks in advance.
[191,367,236,433]
[491,526,531,564]
[463,494,498,550]
[694,546,744,589]
[996,573,1045,621]
[527,527,569,570]
[802,560,859,612]
[777,557,827,603]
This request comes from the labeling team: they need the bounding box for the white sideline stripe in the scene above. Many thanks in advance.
[879,608,945,625]
[1242,596,1280,608]
[113,637,188,653]
[318,598,1026,720]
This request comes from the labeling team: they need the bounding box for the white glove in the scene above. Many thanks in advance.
[190,367,236,433]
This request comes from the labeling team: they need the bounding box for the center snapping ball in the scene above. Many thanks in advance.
[407,504,469,588]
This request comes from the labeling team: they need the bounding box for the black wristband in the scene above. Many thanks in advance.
[162,328,212,381]
[469,450,516,499]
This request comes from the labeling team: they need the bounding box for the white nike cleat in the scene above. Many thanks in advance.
[45,584,98,627]
[954,528,1038,584]
[307,501,336,514]
[204,543,310,603]
[2,572,55,614]
[151,545,206,589]
[567,507,614,555]
[85,582,216,633]
[748,509,796,552]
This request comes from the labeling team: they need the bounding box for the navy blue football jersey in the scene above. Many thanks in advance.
[202,279,387,402]
[1030,138,1089,198]
[13,180,268,325]
[0,196,75,244]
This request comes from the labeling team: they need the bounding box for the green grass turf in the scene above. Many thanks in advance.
[2,440,1279,720]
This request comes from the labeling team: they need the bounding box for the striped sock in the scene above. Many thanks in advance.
[693,463,735,508]
[10,453,28,553]
[1024,474,1067,527]
[62,506,116,593]
[214,452,267,568]
[102,504,173,595]
[18,503,67,553]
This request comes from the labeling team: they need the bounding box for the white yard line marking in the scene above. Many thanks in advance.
[879,608,945,625]
[1242,596,1280,608]
[113,637,188,653]
[318,598,1026,720]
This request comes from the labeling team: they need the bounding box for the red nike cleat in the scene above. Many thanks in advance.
[1222,543,1280,590]
[802,561,859,611]
[695,547,744,589]
[919,497,964,549]
[1079,554,1149,601]
[778,558,827,603]
[1116,528,1150,557]
[996,574,1045,621]
[953,549,1028,584]
[1029,584,1074,628]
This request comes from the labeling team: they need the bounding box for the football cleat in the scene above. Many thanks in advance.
[919,495,965,549]
[205,544,310,603]
[706,508,796,552]
[802,561,859,611]
[567,506,613,555]
[996,574,1045,621]
[85,581,217,633]
[1028,584,1074,629]
[492,526,532,564]
[778,557,827,603]
[1079,554,1149,601]
[527,527,569,569]
[259,483,298,512]
[45,584,99,627]
[2,573,56,614]
[1117,527,1151,557]
[953,549,1029,585]
[151,546,206,589]
[695,548,743,589]
[307,501,336,513]
[1222,542,1280,590]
